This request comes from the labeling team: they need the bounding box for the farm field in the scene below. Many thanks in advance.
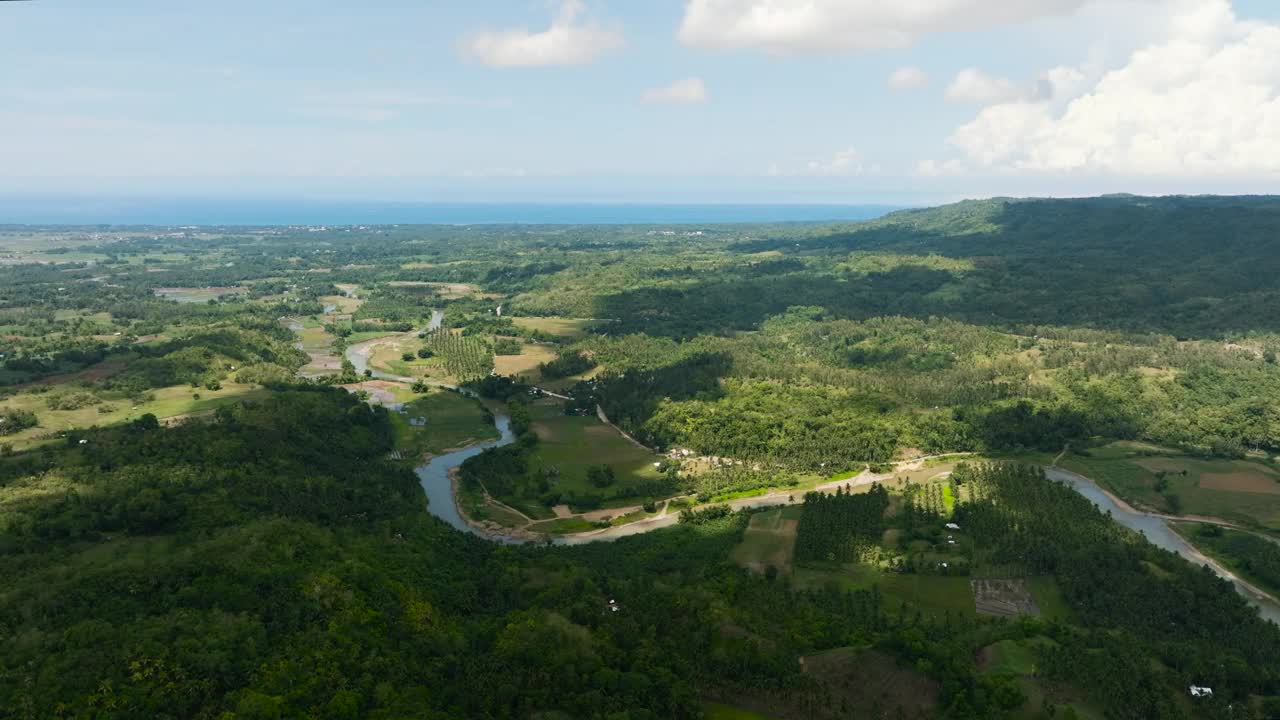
[319,293,362,314]
[153,287,247,303]
[1058,441,1280,528]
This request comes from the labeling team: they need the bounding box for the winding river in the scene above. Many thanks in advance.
[334,313,1280,620]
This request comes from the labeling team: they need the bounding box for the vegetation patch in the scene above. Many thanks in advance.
[802,648,939,719]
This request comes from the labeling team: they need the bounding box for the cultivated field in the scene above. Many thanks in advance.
[1058,441,1280,527]
[153,287,247,303]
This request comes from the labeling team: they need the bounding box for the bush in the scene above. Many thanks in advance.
[45,391,101,411]
[586,464,616,488]
[0,409,38,436]
[679,504,732,525]
[493,339,523,356]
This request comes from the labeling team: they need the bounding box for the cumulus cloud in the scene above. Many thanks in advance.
[771,147,872,177]
[945,0,1280,175]
[465,1,623,67]
[944,69,1020,104]
[887,66,929,91]
[678,0,1100,54]
[641,77,709,105]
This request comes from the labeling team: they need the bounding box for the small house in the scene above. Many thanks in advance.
[1189,686,1213,698]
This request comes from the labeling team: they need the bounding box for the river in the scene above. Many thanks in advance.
[414,433,1280,618]
[335,314,1280,620]
[1046,467,1280,624]
[346,310,444,382]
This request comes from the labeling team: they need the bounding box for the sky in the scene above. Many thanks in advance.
[2,0,1280,205]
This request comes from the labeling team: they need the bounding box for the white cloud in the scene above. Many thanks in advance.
[887,66,929,91]
[916,159,965,177]
[945,0,1280,175]
[771,146,872,177]
[465,1,623,67]
[678,0,1102,54]
[641,77,709,105]
[945,69,1020,104]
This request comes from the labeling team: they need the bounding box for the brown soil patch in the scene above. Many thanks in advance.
[973,578,1040,618]
[1201,472,1280,494]
[1135,458,1195,474]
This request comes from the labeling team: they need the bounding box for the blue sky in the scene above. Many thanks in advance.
[3,0,1280,204]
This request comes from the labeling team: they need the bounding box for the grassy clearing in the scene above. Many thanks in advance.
[510,316,595,339]
[528,517,597,534]
[1027,576,1072,621]
[389,389,499,460]
[792,564,978,618]
[492,342,558,380]
[1059,442,1280,528]
[525,399,671,508]
[731,507,800,575]
[980,639,1046,676]
[466,500,528,529]
[0,382,267,449]
[347,330,404,344]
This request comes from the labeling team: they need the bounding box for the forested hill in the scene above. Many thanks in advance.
[720,195,1280,337]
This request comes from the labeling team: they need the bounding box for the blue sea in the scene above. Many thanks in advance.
[0,197,902,226]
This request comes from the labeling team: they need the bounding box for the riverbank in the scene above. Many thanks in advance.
[1045,465,1280,623]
